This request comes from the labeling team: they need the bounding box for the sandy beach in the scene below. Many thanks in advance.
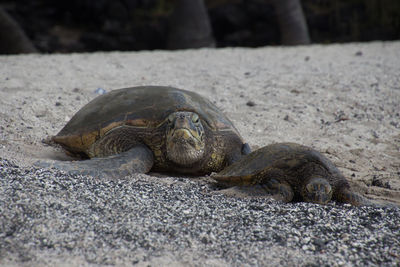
[1,42,399,266]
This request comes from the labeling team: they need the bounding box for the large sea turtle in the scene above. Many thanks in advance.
[213,142,375,206]
[39,86,250,178]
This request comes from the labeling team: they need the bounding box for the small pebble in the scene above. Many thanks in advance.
[95,88,107,95]
[246,101,256,107]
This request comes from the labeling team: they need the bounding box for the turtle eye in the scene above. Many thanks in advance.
[192,113,200,123]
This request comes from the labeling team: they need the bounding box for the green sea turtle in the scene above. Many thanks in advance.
[213,142,374,206]
[38,86,250,178]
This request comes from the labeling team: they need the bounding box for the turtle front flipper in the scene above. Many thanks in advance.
[334,187,379,207]
[35,144,154,178]
[334,188,400,207]
[302,177,333,204]
[261,178,294,203]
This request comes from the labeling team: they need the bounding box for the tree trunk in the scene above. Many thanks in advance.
[167,0,215,50]
[272,0,310,45]
[0,6,37,54]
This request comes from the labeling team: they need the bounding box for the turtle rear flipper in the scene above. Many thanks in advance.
[241,143,251,156]
[35,144,154,178]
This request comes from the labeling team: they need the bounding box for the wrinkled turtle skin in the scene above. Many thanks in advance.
[38,86,250,178]
[213,142,374,206]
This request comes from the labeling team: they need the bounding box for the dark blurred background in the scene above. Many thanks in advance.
[0,0,399,54]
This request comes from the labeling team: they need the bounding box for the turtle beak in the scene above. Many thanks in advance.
[173,128,194,140]
[171,114,202,141]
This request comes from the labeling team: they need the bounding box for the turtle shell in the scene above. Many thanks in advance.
[214,142,343,186]
[53,86,240,153]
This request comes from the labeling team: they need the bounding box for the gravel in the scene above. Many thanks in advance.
[1,158,399,266]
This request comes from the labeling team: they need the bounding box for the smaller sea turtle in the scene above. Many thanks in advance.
[213,142,373,206]
[37,86,250,178]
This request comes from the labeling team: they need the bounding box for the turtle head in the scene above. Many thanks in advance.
[302,177,333,204]
[166,111,206,166]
